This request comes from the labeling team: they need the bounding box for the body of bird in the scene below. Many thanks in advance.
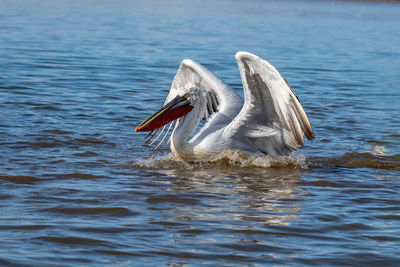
[136,52,314,161]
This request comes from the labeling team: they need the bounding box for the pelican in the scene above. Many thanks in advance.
[135,51,314,161]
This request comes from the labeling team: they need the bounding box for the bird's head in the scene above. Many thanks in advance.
[135,88,202,133]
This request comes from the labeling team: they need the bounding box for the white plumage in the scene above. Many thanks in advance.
[136,51,314,161]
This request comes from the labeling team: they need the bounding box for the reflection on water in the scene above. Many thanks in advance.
[168,163,302,226]
[131,153,304,226]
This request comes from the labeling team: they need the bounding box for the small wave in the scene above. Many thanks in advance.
[41,206,135,217]
[310,152,400,171]
[56,173,104,179]
[0,175,41,184]
[38,236,111,246]
[128,150,307,170]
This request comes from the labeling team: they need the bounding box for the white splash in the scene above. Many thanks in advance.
[129,150,308,170]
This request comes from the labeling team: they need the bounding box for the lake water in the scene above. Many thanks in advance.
[1,0,400,265]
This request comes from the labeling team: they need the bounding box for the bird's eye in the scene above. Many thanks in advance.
[184,93,189,99]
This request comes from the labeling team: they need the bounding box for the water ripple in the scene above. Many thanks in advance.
[40,206,135,217]
[0,0,400,265]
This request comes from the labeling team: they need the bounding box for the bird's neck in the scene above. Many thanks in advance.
[170,106,201,161]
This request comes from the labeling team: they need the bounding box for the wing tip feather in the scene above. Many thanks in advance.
[289,90,315,142]
[235,51,258,62]
[288,111,305,146]
[180,59,197,68]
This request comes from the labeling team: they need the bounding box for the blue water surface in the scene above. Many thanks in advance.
[0,0,400,266]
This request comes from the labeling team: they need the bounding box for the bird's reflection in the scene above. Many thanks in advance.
[130,153,306,226]
[162,161,305,226]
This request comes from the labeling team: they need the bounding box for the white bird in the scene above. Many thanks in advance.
[135,51,314,161]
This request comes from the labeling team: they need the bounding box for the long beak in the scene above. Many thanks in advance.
[135,95,193,132]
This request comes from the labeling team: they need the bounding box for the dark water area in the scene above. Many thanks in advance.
[1,0,400,265]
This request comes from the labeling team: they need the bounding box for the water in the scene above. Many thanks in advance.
[1,0,400,265]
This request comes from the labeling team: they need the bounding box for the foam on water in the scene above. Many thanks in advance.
[129,150,308,170]
[130,150,400,171]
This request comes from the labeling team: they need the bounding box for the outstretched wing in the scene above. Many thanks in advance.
[166,59,242,119]
[143,59,243,149]
[225,51,314,155]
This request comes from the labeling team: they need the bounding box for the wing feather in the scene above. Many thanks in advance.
[165,59,242,117]
[165,59,244,144]
[225,51,314,155]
